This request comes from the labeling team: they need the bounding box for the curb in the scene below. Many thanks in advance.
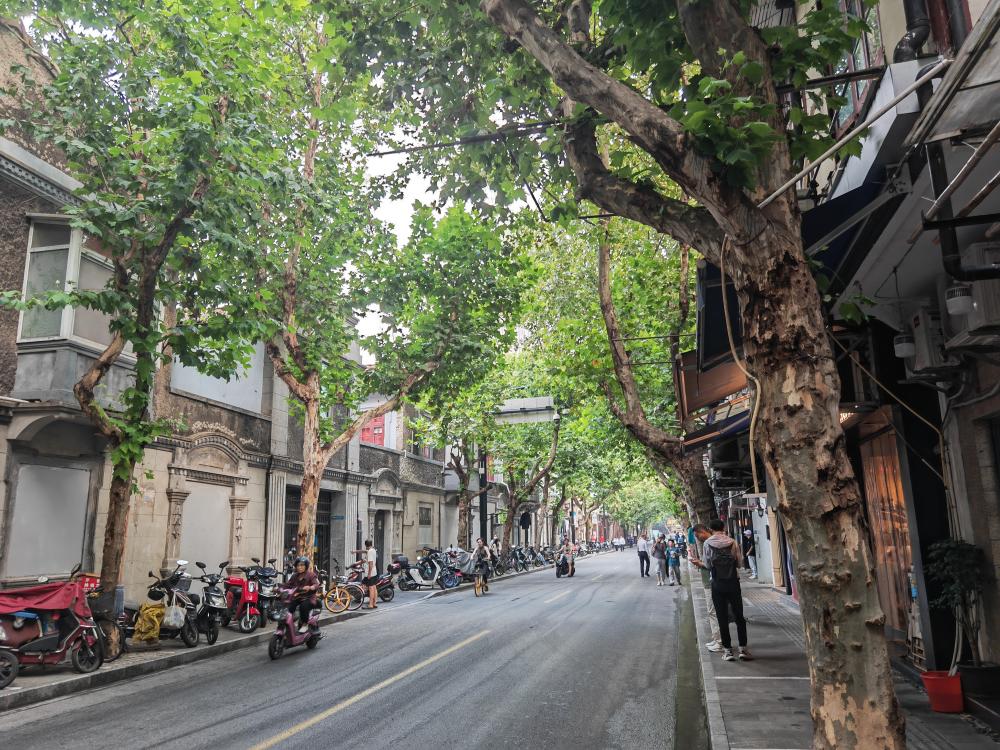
[690,576,730,750]
[0,609,367,712]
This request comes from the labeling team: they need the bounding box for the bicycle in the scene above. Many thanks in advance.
[322,560,364,613]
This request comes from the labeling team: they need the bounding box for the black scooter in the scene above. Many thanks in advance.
[123,561,199,647]
[555,552,575,578]
[193,561,229,645]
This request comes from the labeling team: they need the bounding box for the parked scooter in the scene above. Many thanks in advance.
[0,564,103,689]
[395,548,448,590]
[249,558,280,623]
[345,561,396,602]
[193,561,229,645]
[267,586,322,660]
[123,561,199,647]
[222,564,263,633]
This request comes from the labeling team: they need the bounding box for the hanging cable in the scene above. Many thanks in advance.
[718,237,761,495]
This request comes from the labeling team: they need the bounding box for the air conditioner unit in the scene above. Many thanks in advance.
[962,243,1000,333]
[909,308,960,374]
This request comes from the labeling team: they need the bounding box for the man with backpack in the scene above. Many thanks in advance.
[694,519,753,662]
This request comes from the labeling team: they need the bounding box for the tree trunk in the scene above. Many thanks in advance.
[457,493,472,549]
[296,396,324,557]
[501,500,516,551]
[99,472,134,592]
[675,452,716,525]
[736,236,904,748]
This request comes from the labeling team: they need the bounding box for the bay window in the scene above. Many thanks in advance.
[18,218,115,349]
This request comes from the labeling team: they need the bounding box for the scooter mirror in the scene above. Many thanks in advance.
[267,558,277,565]
[196,561,206,569]
[220,561,230,568]
[148,571,156,578]
[251,557,261,564]
[176,560,188,567]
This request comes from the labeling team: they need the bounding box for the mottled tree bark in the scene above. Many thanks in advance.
[481,0,903,745]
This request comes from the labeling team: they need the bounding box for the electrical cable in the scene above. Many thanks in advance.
[718,237,761,495]
[828,334,960,534]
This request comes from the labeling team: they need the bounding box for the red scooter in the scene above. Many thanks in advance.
[222,565,263,633]
[267,587,321,659]
[0,565,103,689]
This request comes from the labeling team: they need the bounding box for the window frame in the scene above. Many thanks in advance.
[17,218,124,355]
[829,0,885,136]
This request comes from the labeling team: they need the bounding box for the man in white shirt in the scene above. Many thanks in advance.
[636,533,651,577]
[363,539,378,609]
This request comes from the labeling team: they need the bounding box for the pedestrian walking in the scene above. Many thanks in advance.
[742,529,758,580]
[694,520,753,662]
[667,539,682,585]
[651,535,667,585]
[690,524,723,651]
[636,533,651,577]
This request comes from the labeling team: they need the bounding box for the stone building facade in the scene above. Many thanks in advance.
[0,21,446,600]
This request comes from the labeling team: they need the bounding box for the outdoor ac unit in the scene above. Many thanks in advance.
[909,308,960,374]
[963,243,1000,334]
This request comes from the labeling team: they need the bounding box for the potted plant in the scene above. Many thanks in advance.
[925,539,999,697]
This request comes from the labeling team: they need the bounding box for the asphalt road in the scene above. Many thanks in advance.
[0,551,706,750]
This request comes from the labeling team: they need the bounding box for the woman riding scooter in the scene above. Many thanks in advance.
[284,557,319,633]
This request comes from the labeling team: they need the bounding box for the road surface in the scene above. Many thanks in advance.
[0,551,706,749]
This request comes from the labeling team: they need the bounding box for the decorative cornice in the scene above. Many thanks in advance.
[0,152,77,206]
[168,464,248,488]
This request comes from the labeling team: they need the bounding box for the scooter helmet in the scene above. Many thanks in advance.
[294,556,310,569]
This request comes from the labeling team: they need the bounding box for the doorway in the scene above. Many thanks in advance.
[284,487,333,575]
[373,510,387,574]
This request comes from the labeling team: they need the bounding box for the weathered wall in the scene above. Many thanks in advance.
[950,359,1000,664]
[0,183,55,396]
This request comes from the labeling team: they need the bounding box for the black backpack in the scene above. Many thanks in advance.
[710,544,738,582]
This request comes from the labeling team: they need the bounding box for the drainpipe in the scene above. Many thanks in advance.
[894,0,931,62]
[944,0,970,51]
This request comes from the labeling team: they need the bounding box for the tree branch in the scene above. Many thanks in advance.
[480,0,764,240]
[520,419,561,502]
[561,106,723,262]
[73,332,127,443]
[597,235,683,459]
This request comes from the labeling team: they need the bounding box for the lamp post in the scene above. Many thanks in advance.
[478,447,489,542]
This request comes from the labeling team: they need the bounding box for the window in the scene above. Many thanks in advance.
[418,504,433,547]
[830,0,884,134]
[19,220,115,349]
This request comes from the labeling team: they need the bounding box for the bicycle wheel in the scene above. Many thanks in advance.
[346,584,365,611]
[325,586,352,613]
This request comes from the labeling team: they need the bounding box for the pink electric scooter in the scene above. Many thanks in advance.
[267,587,322,660]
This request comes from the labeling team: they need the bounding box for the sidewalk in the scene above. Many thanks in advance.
[690,576,1000,749]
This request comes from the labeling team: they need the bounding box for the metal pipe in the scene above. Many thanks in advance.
[957,168,1000,217]
[893,0,931,62]
[923,118,1000,221]
[758,58,952,210]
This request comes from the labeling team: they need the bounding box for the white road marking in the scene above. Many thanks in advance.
[250,629,492,750]
[543,590,572,604]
